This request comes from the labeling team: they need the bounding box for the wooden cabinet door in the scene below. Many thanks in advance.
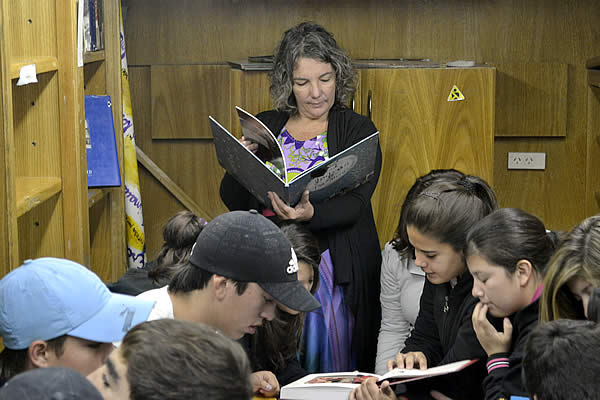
[360,67,495,247]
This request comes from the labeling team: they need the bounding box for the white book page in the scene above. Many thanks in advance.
[379,359,475,381]
[236,106,286,180]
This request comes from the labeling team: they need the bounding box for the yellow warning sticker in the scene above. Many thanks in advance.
[448,85,465,101]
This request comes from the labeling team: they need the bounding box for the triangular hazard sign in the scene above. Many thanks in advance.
[447,85,465,101]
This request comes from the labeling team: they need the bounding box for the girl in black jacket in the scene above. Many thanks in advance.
[352,175,500,400]
[466,208,560,400]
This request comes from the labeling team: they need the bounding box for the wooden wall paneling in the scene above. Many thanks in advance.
[18,194,64,262]
[136,145,211,221]
[89,195,113,282]
[99,0,126,278]
[0,0,17,271]
[151,65,230,139]
[493,63,568,137]
[128,67,151,149]
[7,0,56,59]
[123,0,378,65]
[56,0,88,264]
[364,67,495,246]
[230,69,272,134]
[12,73,61,178]
[84,61,107,95]
[587,86,600,216]
[145,140,228,218]
[137,167,187,261]
[125,0,596,65]
[130,66,229,261]
[493,66,588,230]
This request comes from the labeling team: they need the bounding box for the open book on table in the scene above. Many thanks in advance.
[209,106,379,207]
[280,359,478,400]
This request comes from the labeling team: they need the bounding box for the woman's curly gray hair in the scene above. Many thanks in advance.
[270,22,356,115]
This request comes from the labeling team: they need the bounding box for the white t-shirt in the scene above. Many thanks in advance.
[136,285,174,321]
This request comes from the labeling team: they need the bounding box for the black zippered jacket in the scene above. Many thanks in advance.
[482,297,540,400]
[402,273,500,399]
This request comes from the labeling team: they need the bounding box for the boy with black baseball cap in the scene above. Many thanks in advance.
[136,210,320,396]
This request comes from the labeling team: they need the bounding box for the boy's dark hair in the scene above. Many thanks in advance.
[522,319,600,400]
[404,175,498,252]
[148,211,206,283]
[465,208,559,275]
[252,222,320,372]
[0,335,67,382]
[121,319,252,400]
[168,263,248,295]
[392,169,465,257]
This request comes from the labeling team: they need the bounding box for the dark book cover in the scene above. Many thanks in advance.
[210,108,379,206]
[85,95,121,187]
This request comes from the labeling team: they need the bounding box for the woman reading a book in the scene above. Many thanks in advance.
[351,176,500,400]
[465,208,560,400]
[540,214,600,323]
[220,22,382,373]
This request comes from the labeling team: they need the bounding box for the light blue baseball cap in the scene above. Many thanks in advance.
[0,258,155,350]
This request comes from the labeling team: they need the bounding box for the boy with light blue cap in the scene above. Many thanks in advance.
[0,257,154,385]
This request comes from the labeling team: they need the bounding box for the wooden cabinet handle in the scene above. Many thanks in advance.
[368,90,372,120]
[596,191,600,208]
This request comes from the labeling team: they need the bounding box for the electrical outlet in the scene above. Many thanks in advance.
[508,152,546,170]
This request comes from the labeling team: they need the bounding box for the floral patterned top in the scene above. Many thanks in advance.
[267,128,329,183]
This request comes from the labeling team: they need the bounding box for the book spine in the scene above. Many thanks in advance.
[97,0,104,50]
[94,0,100,50]
[83,0,91,52]
[88,0,96,51]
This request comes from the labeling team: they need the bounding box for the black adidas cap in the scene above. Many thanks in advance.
[189,210,320,312]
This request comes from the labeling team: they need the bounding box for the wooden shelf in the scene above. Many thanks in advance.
[88,188,107,207]
[16,177,62,217]
[10,56,58,80]
[88,188,118,208]
[83,50,105,65]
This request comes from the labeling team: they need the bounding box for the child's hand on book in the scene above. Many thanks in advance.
[387,351,428,371]
[250,370,280,397]
[268,190,314,222]
[349,378,397,400]
[241,136,259,154]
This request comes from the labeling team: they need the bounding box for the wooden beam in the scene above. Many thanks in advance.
[135,145,212,221]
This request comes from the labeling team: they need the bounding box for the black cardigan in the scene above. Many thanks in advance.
[482,297,540,400]
[220,106,383,372]
[402,273,501,399]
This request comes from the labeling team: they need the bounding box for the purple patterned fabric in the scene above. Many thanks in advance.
[300,245,356,373]
[269,128,329,182]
